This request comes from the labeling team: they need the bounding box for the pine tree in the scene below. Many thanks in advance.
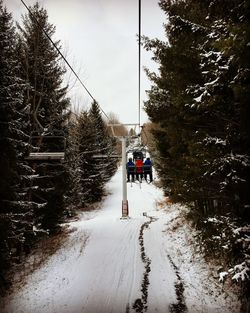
[143,0,206,201]
[0,0,38,291]
[16,2,70,231]
[64,117,83,210]
[77,110,103,203]
[89,101,117,184]
[17,2,70,134]
[0,1,19,209]
[144,0,250,306]
[66,104,117,208]
[144,0,250,217]
[0,0,20,287]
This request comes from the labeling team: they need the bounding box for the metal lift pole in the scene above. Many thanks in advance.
[121,137,129,217]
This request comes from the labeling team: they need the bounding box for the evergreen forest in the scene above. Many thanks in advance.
[143,0,250,305]
[0,0,117,292]
[0,0,249,309]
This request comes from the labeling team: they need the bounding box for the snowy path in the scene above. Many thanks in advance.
[2,167,240,313]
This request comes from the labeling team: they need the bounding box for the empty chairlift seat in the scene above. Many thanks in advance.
[26,131,66,161]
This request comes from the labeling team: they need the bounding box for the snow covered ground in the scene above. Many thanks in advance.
[1,166,240,313]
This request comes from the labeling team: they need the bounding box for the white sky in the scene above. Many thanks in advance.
[5,0,166,124]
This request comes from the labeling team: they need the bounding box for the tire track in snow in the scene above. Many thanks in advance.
[132,214,157,313]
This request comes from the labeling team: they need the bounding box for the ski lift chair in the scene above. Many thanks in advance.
[133,150,144,161]
[26,130,66,162]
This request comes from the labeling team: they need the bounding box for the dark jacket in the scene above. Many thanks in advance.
[144,159,152,166]
[127,161,135,172]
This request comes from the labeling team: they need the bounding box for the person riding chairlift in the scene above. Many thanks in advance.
[127,158,135,182]
[144,157,153,182]
[135,158,144,181]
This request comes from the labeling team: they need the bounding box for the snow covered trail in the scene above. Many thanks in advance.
[2,167,175,313]
[2,166,240,313]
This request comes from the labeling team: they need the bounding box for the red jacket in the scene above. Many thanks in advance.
[135,159,143,173]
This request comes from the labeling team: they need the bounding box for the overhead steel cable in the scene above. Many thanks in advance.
[138,0,141,127]
[20,0,110,121]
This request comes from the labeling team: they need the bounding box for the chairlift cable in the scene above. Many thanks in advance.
[21,0,143,135]
[20,0,110,122]
[138,0,141,127]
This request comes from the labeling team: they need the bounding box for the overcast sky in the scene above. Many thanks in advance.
[5,0,166,125]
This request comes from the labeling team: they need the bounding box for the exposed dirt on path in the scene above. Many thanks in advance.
[132,214,157,313]
[167,253,188,313]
